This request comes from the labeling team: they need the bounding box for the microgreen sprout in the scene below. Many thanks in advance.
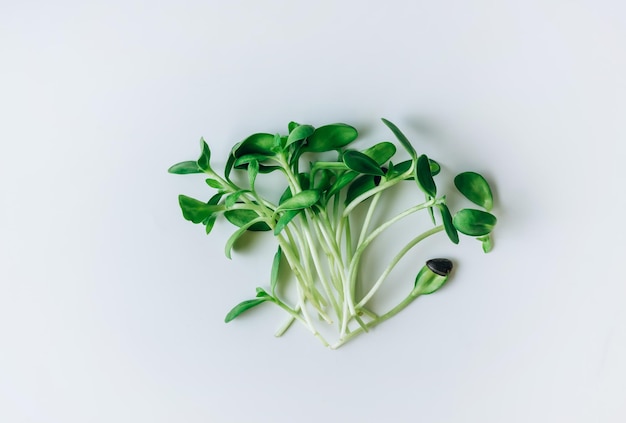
[169,119,498,348]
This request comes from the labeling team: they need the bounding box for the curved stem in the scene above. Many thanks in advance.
[356,225,444,308]
[358,191,381,246]
[347,199,434,297]
[332,291,421,349]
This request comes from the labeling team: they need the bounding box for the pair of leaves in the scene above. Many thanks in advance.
[452,172,496,242]
[225,248,282,322]
[168,139,212,174]
[439,203,496,242]
[224,288,273,323]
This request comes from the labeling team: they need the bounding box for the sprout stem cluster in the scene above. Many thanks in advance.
[169,119,498,348]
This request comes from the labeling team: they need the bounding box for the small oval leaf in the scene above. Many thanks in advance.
[276,189,320,211]
[438,203,459,244]
[453,209,497,236]
[224,298,269,323]
[416,154,437,197]
[270,247,282,294]
[381,118,417,160]
[202,193,223,234]
[389,159,413,177]
[224,209,271,231]
[274,209,300,235]
[454,172,494,211]
[233,133,276,158]
[224,190,249,208]
[168,161,202,174]
[197,138,211,172]
[361,142,396,165]
[178,195,220,224]
[205,178,223,189]
[429,159,441,176]
[286,124,314,147]
[248,159,259,190]
[343,150,384,176]
[304,124,358,152]
[477,234,493,253]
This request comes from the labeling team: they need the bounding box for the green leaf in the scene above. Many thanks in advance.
[389,159,412,177]
[197,138,211,172]
[233,133,276,158]
[429,159,441,176]
[315,169,334,192]
[224,216,266,258]
[343,150,385,176]
[279,186,292,205]
[224,298,269,323]
[288,121,300,133]
[361,142,396,165]
[304,124,358,152]
[274,209,300,235]
[178,195,221,224]
[438,203,459,244]
[224,190,249,208]
[204,215,217,234]
[388,158,437,179]
[297,173,311,190]
[454,172,494,211]
[258,164,282,174]
[225,152,236,181]
[224,209,271,231]
[326,171,358,198]
[234,153,270,168]
[286,124,314,147]
[202,193,222,235]
[416,154,437,197]
[270,247,282,294]
[273,133,285,151]
[168,161,202,174]
[453,209,497,236]
[205,178,222,189]
[381,118,417,160]
[345,175,376,205]
[248,159,259,190]
[276,189,319,211]
[477,234,493,253]
[256,287,271,298]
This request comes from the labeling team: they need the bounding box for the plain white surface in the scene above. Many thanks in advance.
[2,1,626,422]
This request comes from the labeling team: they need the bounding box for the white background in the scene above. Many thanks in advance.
[2,1,625,422]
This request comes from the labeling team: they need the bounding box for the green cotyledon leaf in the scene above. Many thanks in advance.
[303,124,358,152]
[343,150,384,176]
[276,190,320,212]
[454,172,494,211]
[453,208,497,236]
[224,298,270,322]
